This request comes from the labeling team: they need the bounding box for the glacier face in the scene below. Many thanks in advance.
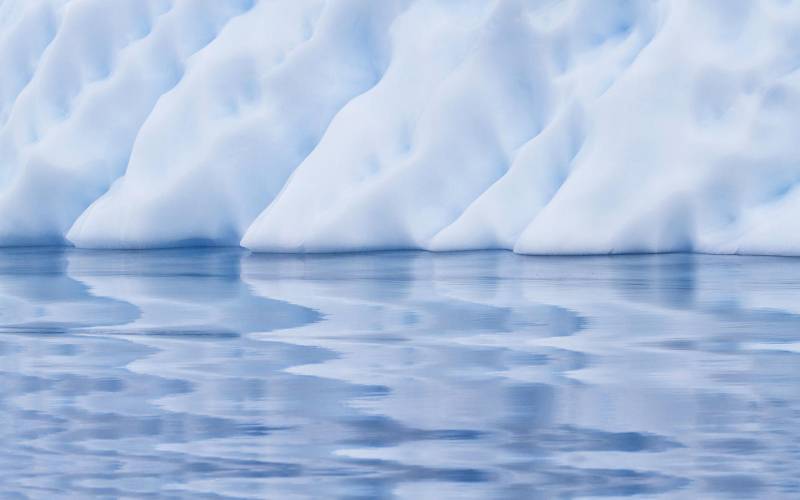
[1,0,799,254]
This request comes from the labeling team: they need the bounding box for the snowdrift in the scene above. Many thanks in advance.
[1,0,799,254]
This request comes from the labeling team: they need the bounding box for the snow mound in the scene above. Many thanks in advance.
[0,0,798,255]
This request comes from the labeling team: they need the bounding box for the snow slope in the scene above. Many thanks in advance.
[1,0,799,254]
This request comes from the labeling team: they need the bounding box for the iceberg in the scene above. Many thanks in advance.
[0,0,798,254]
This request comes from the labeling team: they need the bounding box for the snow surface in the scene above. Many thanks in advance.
[1,0,799,254]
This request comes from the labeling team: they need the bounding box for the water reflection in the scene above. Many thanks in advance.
[1,249,799,498]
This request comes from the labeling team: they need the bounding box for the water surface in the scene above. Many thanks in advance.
[1,248,799,499]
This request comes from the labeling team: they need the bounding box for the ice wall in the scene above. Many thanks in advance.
[1,0,799,254]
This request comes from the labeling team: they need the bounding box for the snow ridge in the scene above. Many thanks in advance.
[0,0,799,255]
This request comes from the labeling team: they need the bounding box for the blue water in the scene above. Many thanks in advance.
[1,248,800,499]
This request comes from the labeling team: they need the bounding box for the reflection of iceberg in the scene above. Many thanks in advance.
[240,252,692,497]
[240,252,800,498]
[66,248,319,336]
[64,248,323,419]
[57,249,330,498]
[1,1,799,254]
[3,250,800,497]
[0,248,138,331]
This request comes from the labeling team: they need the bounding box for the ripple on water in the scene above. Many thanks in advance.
[0,249,799,498]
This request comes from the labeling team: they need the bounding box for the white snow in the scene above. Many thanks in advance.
[0,0,798,254]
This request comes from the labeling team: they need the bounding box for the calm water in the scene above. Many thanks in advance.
[1,248,800,499]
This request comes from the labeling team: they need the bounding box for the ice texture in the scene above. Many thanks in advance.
[1,0,799,254]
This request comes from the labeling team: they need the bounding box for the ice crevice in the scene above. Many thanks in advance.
[0,0,797,255]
